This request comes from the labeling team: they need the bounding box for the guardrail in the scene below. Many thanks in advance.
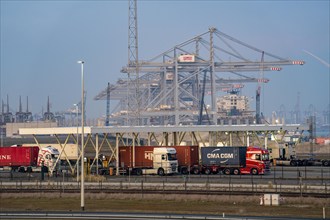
[0,178,328,198]
[2,165,330,185]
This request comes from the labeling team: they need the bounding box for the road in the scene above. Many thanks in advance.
[1,166,329,186]
[0,211,323,220]
[0,167,329,198]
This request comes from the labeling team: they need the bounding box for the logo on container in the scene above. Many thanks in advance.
[206,149,234,159]
[207,153,233,159]
[145,151,153,160]
[0,155,12,160]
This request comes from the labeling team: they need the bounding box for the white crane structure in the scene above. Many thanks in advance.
[95,27,304,126]
[94,1,304,126]
[303,50,330,68]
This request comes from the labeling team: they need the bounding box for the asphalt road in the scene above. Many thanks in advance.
[0,211,324,220]
[1,166,330,186]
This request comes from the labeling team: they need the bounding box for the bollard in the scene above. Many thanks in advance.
[260,195,264,205]
[41,164,45,181]
[141,180,144,199]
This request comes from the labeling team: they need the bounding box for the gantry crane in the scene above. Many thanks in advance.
[94,1,304,126]
[95,28,304,126]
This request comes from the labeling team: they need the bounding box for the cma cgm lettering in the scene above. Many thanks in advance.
[207,153,233,159]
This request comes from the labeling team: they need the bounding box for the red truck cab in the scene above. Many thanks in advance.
[240,146,270,175]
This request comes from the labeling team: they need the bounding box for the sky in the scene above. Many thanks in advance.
[1,0,329,122]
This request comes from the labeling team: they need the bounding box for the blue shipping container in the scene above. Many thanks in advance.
[201,147,246,167]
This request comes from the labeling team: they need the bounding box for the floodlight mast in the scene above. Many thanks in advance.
[77,60,85,211]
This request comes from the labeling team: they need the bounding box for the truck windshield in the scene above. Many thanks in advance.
[262,154,270,161]
[167,153,177,161]
[52,154,59,159]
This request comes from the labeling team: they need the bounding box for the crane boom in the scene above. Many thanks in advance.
[303,50,329,68]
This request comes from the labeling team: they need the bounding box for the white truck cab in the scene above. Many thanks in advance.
[142,147,178,175]
[37,146,60,172]
[152,147,178,175]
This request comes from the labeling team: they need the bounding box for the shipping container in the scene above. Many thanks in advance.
[201,146,246,167]
[24,143,78,160]
[168,146,248,175]
[169,146,199,174]
[174,146,199,166]
[119,146,155,168]
[151,146,248,175]
[121,145,199,171]
[118,146,178,175]
[0,146,39,167]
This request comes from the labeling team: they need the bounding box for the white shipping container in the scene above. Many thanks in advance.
[24,143,78,160]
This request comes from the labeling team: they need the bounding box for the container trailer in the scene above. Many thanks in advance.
[0,145,60,172]
[172,146,269,175]
[172,145,199,174]
[118,146,178,175]
[269,143,330,166]
[197,146,247,175]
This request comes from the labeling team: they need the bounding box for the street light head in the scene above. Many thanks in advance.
[77,60,84,64]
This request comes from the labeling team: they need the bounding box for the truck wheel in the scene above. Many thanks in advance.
[322,160,329,166]
[42,166,49,173]
[136,168,142,176]
[223,168,231,175]
[157,168,165,176]
[192,167,200,175]
[290,160,297,166]
[302,160,308,166]
[204,168,211,175]
[181,167,188,175]
[251,168,258,175]
[26,167,33,173]
[18,167,25,173]
[233,168,240,175]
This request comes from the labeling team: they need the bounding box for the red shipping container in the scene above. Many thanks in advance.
[0,146,39,167]
[315,137,330,145]
[171,146,199,167]
[119,145,199,169]
[119,146,155,168]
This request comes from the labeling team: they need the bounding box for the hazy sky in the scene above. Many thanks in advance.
[1,0,329,121]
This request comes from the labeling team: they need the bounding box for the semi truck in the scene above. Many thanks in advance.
[118,146,178,175]
[0,145,60,173]
[269,143,330,166]
[241,146,270,175]
[173,146,270,175]
[269,117,330,166]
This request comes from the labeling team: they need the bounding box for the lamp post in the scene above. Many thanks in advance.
[74,104,79,182]
[77,60,85,211]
